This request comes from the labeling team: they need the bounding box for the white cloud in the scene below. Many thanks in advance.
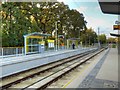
[58,0,115,38]
[86,17,114,37]
[57,0,64,2]
[86,17,111,28]
[76,6,88,13]
[57,0,98,2]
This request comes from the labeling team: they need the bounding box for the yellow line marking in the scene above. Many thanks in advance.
[62,59,96,88]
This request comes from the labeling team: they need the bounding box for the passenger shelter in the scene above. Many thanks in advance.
[67,38,80,49]
[23,32,51,55]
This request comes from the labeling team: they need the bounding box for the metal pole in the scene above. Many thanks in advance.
[63,26,66,49]
[31,38,32,53]
[117,1,120,56]
[64,33,66,49]
[22,47,24,55]
[55,22,58,51]
[58,38,59,50]
[85,34,87,47]
[79,30,80,48]
[2,48,3,57]
[98,27,100,49]
[24,36,27,55]
[16,48,18,56]
[89,36,90,47]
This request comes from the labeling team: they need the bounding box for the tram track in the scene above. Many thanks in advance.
[0,48,105,89]
[22,49,105,90]
[0,49,96,89]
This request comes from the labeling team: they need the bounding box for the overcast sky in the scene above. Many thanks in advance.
[57,0,118,38]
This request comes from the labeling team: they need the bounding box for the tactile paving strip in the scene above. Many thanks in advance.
[79,49,119,88]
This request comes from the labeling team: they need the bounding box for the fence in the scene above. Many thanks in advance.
[0,47,24,57]
[0,45,93,58]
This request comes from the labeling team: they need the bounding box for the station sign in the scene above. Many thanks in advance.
[115,21,120,24]
[47,39,54,48]
[113,25,120,30]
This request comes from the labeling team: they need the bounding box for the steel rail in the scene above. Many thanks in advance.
[1,49,97,89]
[24,48,105,90]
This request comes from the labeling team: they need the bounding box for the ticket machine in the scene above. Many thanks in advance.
[39,41,45,53]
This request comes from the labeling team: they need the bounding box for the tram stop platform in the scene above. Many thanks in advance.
[65,48,119,88]
[0,47,96,78]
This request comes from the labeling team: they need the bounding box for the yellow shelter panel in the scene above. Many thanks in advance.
[25,38,29,53]
[27,35,43,39]
[48,40,54,43]
[39,41,45,44]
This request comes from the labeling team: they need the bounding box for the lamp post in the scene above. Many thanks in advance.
[55,22,58,51]
[79,29,82,47]
[85,34,88,47]
[98,27,101,49]
[55,21,60,51]
[89,36,91,47]
[63,26,66,49]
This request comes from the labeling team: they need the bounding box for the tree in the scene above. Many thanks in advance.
[80,28,97,46]
[66,9,87,38]
[1,2,88,47]
[107,37,117,44]
[98,34,107,44]
[1,2,34,46]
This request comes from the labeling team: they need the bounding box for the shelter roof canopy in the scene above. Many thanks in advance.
[23,32,51,38]
[67,38,80,40]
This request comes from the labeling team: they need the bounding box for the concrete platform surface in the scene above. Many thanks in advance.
[0,48,92,65]
[79,48,119,88]
[96,48,118,82]
[64,48,108,88]
[64,48,119,88]
[0,48,96,78]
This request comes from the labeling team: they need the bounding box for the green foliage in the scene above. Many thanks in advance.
[112,44,116,48]
[107,37,117,43]
[1,2,87,47]
[98,34,107,44]
[80,28,97,46]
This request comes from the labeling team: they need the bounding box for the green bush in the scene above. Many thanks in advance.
[112,44,116,48]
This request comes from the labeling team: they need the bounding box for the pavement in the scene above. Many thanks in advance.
[65,48,119,88]
[96,48,118,82]
[1,47,97,78]
[0,49,82,64]
[0,47,96,66]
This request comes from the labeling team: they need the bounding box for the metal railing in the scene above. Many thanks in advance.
[0,45,96,58]
[0,47,24,57]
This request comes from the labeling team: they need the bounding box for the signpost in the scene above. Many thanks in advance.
[113,25,120,30]
[113,20,120,30]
